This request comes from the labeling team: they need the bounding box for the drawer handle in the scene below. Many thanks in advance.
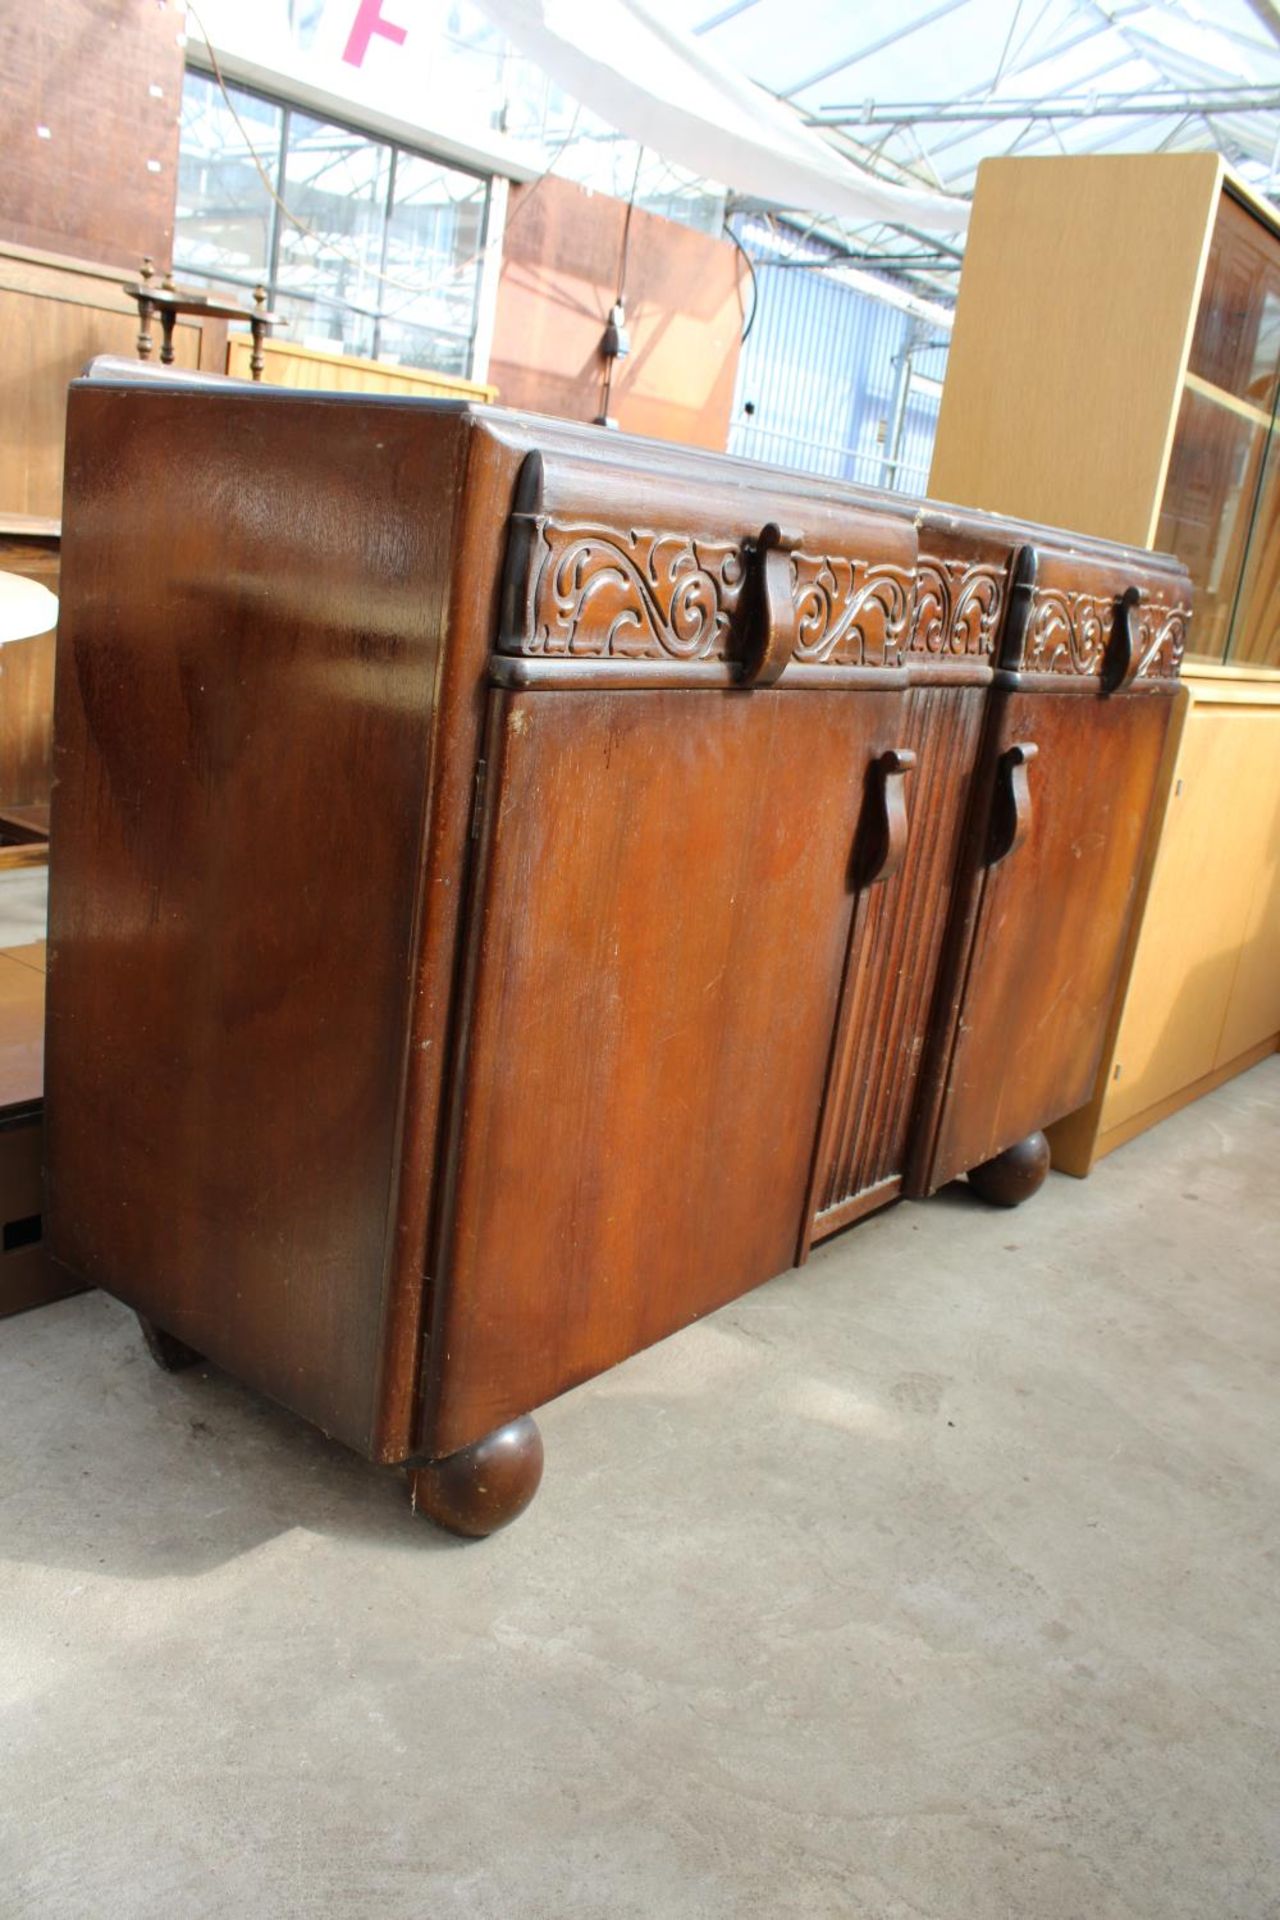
[988,741,1038,865]
[860,747,917,885]
[744,522,802,685]
[1102,585,1143,693]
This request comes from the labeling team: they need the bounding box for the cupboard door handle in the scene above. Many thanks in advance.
[988,741,1038,865]
[1102,585,1143,694]
[860,747,917,885]
[744,522,802,685]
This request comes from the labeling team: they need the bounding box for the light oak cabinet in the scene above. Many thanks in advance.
[929,153,1280,1171]
[224,333,497,402]
[1051,667,1280,1168]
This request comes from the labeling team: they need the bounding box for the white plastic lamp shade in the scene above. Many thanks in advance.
[0,571,58,645]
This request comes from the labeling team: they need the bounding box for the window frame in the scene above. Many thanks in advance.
[175,63,496,378]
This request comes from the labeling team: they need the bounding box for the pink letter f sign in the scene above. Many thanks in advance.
[343,0,408,66]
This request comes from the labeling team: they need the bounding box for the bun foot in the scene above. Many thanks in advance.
[407,1415,544,1539]
[968,1130,1051,1207]
[138,1315,203,1371]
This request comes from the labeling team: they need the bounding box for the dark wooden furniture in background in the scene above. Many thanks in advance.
[125,258,278,380]
[0,243,226,520]
[45,378,1189,1536]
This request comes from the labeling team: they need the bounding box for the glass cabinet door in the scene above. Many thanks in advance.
[1188,192,1280,415]
[1227,399,1280,666]
[1155,384,1268,662]
[1159,190,1280,669]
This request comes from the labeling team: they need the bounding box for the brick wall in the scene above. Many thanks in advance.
[0,0,185,267]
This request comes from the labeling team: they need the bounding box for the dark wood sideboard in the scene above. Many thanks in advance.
[43,376,1190,1537]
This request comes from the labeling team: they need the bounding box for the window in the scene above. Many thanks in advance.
[174,69,491,377]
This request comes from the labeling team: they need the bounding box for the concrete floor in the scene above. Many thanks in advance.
[3,1060,1277,1919]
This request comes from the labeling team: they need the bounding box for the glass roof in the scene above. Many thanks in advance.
[639,0,1280,289]
[197,1,1280,304]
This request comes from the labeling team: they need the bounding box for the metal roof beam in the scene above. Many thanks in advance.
[808,87,1280,125]
[889,50,1135,162]
[1202,12,1280,61]
[991,106,1202,154]
[780,0,973,100]
[761,250,961,268]
[1243,0,1280,52]
[693,0,765,35]
[1115,22,1256,87]
[993,8,1147,89]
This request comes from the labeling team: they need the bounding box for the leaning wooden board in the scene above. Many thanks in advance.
[44,375,1189,1535]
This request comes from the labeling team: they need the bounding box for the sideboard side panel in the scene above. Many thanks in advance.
[369,417,530,1461]
[45,386,468,1454]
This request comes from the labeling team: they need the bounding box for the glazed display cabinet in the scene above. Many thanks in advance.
[930,152,1280,1172]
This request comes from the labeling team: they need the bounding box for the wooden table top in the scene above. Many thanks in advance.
[0,515,60,542]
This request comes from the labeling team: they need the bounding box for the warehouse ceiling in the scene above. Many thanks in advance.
[648,0,1280,284]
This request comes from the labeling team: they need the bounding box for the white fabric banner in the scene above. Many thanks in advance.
[473,0,970,231]
[186,0,968,231]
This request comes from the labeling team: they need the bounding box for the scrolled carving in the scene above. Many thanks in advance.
[1020,585,1189,680]
[791,554,913,667]
[1024,588,1109,675]
[1134,602,1188,679]
[910,557,1005,658]
[509,519,747,659]
[954,567,1005,654]
[503,514,914,670]
[913,561,951,655]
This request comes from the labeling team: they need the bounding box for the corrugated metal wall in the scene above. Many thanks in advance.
[727,255,949,495]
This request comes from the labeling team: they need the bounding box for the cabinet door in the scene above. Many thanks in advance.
[1155,386,1268,663]
[1187,190,1280,417]
[1162,190,1280,667]
[914,684,1176,1193]
[805,681,987,1244]
[1099,691,1280,1118]
[424,684,906,1455]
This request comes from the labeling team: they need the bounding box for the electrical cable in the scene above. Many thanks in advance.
[724,220,759,342]
[616,145,644,301]
[600,143,645,420]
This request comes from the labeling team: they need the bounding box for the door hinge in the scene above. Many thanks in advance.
[470,758,488,840]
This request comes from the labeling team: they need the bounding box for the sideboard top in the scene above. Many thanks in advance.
[68,366,1192,690]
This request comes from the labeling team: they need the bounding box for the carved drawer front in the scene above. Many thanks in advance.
[906,522,1012,671]
[908,544,1191,1195]
[496,448,918,684]
[998,543,1189,687]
